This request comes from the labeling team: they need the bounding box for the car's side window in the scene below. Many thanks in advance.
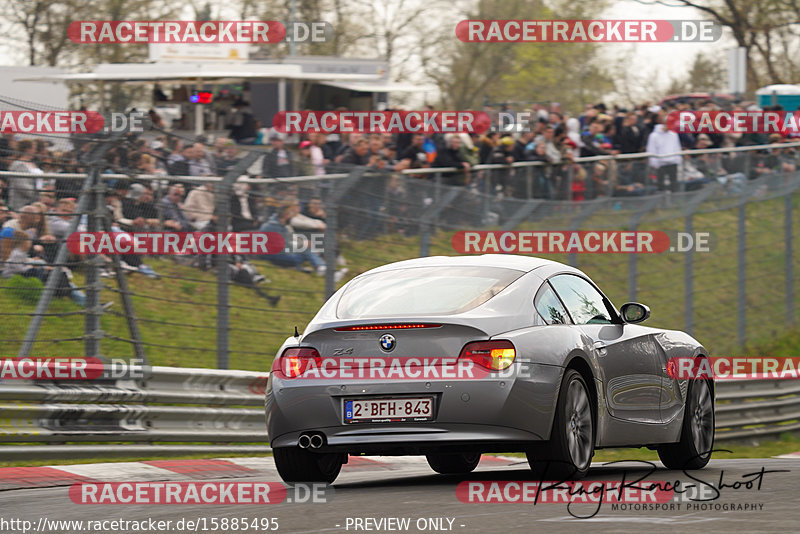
[549,274,614,325]
[534,282,571,325]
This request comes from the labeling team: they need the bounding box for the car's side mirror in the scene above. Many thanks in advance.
[620,302,650,324]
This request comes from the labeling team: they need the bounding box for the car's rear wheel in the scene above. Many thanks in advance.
[273,447,344,483]
[426,452,481,474]
[657,378,714,470]
[527,368,594,480]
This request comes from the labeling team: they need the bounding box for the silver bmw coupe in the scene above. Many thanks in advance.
[265,255,714,483]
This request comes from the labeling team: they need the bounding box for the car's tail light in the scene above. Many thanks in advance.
[459,340,516,371]
[273,347,321,378]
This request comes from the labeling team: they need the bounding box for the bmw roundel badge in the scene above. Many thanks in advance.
[379,333,396,352]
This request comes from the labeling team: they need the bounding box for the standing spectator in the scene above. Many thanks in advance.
[432,135,471,186]
[309,133,329,176]
[646,117,682,192]
[262,134,295,178]
[8,140,43,209]
[580,120,611,157]
[228,100,257,144]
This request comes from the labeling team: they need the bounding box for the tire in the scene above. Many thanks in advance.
[657,378,714,470]
[527,368,594,480]
[273,447,344,484]
[426,452,481,474]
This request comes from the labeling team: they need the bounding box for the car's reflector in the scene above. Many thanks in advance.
[273,347,322,378]
[333,324,442,331]
[459,340,516,371]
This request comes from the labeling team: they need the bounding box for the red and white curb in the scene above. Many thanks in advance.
[773,451,800,459]
[0,455,523,491]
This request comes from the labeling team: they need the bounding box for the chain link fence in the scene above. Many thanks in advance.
[2,128,800,370]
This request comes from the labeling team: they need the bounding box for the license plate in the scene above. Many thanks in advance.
[344,397,433,423]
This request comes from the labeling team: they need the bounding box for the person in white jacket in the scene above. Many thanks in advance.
[646,119,682,192]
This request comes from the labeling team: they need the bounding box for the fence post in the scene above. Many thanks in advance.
[567,199,607,267]
[627,196,661,302]
[215,151,260,370]
[681,184,719,338]
[324,168,366,299]
[84,171,105,358]
[786,193,794,325]
[419,189,461,257]
[18,134,123,358]
[737,200,746,347]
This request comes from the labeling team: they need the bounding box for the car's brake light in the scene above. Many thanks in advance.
[273,347,321,378]
[334,324,441,331]
[459,340,516,371]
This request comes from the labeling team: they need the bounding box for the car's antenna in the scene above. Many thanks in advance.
[294,325,300,337]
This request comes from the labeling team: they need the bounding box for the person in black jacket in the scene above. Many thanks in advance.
[432,135,471,186]
[261,135,295,178]
[228,100,257,144]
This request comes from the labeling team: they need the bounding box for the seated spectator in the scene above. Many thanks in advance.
[214,141,239,174]
[122,184,160,230]
[160,185,193,231]
[258,198,342,278]
[302,197,327,223]
[1,229,86,306]
[48,198,76,241]
[230,181,259,231]
[182,182,216,229]
[168,144,193,176]
[188,142,216,176]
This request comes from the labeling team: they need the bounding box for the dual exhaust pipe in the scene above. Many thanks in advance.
[298,432,325,449]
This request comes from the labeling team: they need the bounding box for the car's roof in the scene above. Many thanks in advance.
[364,254,567,275]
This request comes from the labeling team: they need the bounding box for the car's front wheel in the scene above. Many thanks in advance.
[527,368,594,480]
[426,452,481,474]
[273,447,344,483]
[657,378,714,470]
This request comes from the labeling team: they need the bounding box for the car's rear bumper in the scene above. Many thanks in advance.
[265,362,562,453]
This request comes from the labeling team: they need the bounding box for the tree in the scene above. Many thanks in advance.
[663,52,728,96]
[428,0,612,111]
[661,0,800,90]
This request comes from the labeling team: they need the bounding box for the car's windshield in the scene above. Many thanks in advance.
[336,266,524,319]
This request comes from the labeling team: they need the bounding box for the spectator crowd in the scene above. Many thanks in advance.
[1,95,799,305]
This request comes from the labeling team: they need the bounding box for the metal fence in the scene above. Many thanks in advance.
[2,137,800,371]
[0,367,794,460]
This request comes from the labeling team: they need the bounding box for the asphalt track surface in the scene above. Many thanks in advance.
[1,457,796,534]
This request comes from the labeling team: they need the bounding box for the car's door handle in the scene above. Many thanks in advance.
[594,341,607,355]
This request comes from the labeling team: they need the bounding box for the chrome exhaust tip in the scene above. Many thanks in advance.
[298,434,312,449]
[309,434,324,449]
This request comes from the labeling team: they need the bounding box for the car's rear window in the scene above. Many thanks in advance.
[336,266,524,319]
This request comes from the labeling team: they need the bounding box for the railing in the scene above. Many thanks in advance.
[0,368,793,460]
